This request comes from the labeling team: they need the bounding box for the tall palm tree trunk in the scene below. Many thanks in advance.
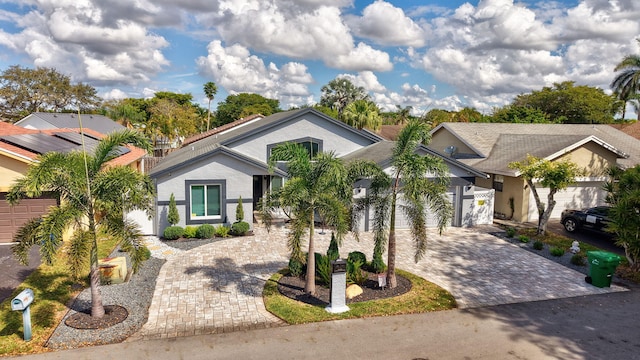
[305,211,316,295]
[87,208,105,318]
[387,178,400,289]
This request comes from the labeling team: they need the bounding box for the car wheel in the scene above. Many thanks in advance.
[563,218,578,232]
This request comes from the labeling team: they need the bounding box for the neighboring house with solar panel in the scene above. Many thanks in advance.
[0,121,148,242]
[15,112,126,134]
[149,108,493,236]
[428,123,640,223]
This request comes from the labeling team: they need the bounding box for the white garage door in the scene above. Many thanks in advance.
[527,181,606,222]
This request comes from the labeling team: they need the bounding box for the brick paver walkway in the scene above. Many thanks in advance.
[132,225,626,340]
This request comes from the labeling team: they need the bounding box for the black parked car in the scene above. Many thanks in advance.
[561,206,611,233]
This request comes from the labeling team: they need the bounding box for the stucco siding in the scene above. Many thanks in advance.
[429,129,476,156]
[154,152,268,234]
[227,113,375,162]
[0,155,29,191]
[558,142,617,177]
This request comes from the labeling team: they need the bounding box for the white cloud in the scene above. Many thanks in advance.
[348,1,426,47]
[0,1,170,85]
[100,88,128,100]
[196,1,392,72]
[196,40,314,103]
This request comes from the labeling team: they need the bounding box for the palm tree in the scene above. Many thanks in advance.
[611,46,640,119]
[265,142,351,295]
[7,130,155,318]
[204,81,218,131]
[365,120,453,288]
[342,99,382,131]
[319,78,369,116]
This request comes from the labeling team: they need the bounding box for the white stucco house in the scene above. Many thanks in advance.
[148,108,493,236]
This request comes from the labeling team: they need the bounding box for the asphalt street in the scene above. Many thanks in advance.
[17,284,640,360]
[0,244,41,303]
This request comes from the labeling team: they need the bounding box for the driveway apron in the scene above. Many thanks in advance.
[133,225,625,340]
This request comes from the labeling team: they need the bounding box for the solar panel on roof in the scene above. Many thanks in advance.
[54,132,100,149]
[0,133,77,154]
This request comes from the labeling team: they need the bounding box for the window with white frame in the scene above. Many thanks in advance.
[186,180,226,223]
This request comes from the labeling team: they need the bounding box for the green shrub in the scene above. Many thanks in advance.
[314,252,331,286]
[326,233,340,261]
[288,257,305,277]
[163,226,184,240]
[550,247,564,257]
[505,227,516,238]
[196,224,216,239]
[231,221,250,236]
[371,251,387,274]
[347,251,367,266]
[214,225,230,238]
[167,193,179,226]
[533,240,544,250]
[347,259,368,285]
[235,196,245,222]
[570,254,585,266]
[183,225,198,239]
[518,235,529,243]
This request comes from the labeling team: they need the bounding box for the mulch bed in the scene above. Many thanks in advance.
[64,305,129,330]
[277,272,412,306]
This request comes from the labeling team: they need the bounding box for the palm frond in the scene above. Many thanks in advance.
[11,218,43,265]
[91,129,152,172]
[66,229,92,279]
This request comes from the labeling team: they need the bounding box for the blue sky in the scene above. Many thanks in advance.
[0,0,638,117]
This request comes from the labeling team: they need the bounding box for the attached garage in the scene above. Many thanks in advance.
[0,193,58,243]
[527,181,607,222]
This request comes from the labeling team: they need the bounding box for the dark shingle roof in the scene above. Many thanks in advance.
[17,112,125,134]
[431,123,640,171]
[150,108,384,177]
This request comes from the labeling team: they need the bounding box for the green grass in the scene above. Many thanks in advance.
[0,235,122,357]
[263,269,456,324]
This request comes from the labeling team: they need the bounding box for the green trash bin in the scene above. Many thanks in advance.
[586,251,620,288]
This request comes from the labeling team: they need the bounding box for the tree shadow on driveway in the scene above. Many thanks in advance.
[184,257,286,297]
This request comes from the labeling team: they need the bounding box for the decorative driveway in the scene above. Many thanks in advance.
[132,225,626,340]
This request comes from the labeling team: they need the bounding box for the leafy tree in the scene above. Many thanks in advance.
[342,99,382,131]
[203,82,218,131]
[168,193,180,226]
[422,109,454,127]
[319,78,369,116]
[509,155,584,235]
[452,107,484,123]
[604,165,640,270]
[104,101,147,129]
[490,105,550,123]
[0,65,100,122]
[512,81,617,124]
[359,120,453,288]
[312,104,339,119]
[611,41,640,120]
[216,93,280,126]
[148,98,199,154]
[262,143,351,295]
[8,130,155,318]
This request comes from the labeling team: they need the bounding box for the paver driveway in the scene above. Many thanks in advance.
[133,225,626,340]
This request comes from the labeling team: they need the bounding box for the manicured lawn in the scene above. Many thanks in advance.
[0,236,120,357]
[263,269,457,324]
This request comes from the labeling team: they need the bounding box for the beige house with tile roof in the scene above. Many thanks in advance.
[0,121,148,242]
[429,123,640,223]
